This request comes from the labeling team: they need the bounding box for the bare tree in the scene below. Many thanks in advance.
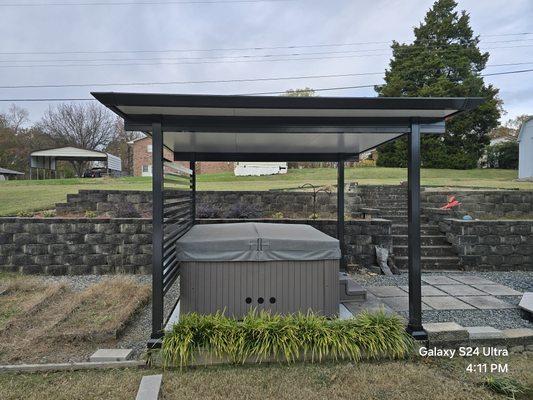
[39,102,118,176]
[4,104,29,134]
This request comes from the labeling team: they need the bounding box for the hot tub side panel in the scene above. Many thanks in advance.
[180,260,339,318]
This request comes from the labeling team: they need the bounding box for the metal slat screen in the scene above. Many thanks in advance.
[162,161,194,301]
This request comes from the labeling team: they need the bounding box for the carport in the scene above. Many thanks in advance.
[92,92,483,345]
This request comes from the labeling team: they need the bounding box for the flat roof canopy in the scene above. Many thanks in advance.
[93,92,484,161]
[30,146,108,161]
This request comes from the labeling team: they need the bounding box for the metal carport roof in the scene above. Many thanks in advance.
[92,92,483,161]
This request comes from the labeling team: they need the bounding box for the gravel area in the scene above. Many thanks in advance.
[350,270,533,330]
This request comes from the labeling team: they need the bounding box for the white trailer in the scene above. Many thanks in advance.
[234,162,288,176]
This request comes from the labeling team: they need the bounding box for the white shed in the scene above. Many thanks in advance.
[518,117,533,180]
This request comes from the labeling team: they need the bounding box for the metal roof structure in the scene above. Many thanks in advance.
[93,92,483,161]
[93,91,485,345]
[30,146,122,173]
[0,167,24,175]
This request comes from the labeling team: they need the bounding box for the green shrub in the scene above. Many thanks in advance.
[42,210,56,218]
[161,310,413,368]
[16,210,34,217]
[271,212,284,219]
[84,210,97,218]
[486,141,519,169]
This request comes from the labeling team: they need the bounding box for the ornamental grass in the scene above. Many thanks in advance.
[161,310,413,368]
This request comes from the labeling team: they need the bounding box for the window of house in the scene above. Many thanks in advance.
[147,145,152,153]
[142,165,149,173]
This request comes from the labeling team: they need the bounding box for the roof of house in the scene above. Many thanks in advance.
[518,117,533,142]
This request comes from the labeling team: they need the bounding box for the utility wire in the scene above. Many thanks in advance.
[1,44,533,69]
[0,68,533,102]
[0,33,531,56]
[0,0,293,6]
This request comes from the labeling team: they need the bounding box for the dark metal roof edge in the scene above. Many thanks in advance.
[91,92,485,112]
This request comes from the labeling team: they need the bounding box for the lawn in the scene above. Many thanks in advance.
[0,167,531,216]
[0,355,530,400]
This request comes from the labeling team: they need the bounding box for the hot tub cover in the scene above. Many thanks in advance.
[176,222,341,262]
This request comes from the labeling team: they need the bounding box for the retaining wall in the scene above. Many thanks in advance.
[0,217,391,274]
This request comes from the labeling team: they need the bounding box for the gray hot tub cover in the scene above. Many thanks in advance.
[176,222,341,262]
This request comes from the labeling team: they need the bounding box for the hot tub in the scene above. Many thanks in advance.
[177,222,340,318]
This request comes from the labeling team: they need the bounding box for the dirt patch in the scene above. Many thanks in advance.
[0,276,150,364]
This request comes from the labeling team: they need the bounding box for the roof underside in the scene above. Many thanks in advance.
[0,167,24,175]
[92,92,484,161]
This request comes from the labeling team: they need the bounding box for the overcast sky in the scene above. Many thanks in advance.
[0,0,531,124]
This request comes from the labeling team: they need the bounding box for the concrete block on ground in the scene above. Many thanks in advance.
[421,275,458,285]
[136,374,163,400]
[472,284,522,296]
[502,328,533,339]
[458,296,514,310]
[381,296,433,312]
[466,326,504,340]
[89,348,132,362]
[367,286,407,298]
[518,292,533,320]
[424,322,469,342]
[448,275,496,285]
[422,296,475,310]
[435,284,486,296]
[400,285,448,296]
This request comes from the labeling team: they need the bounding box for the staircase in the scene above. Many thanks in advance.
[357,186,461,270]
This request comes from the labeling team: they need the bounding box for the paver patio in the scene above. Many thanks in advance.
[361,274,523,312]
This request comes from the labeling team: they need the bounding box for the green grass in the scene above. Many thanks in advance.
[0,354,531,400]
[1,167,531,216]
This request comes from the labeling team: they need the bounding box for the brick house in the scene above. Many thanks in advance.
[129,136,233,176]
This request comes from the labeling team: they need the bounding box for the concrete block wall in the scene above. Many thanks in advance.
[0,217,390,274]
[438,219,533,271]
[0,218,152,274]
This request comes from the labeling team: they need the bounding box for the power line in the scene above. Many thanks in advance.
[0,0,292,6]
[3,64,533,90]
[0,33,532,56]
[2,39,533,64]
[1,44,532,69]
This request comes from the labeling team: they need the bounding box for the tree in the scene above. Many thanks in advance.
[283,87,317,97]
[105,117,143,176]
[375,0,501,169]
[39,102,118,176]
[489,115,531,141]
[486,142,519,169]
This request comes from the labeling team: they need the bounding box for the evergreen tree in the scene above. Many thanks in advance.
[375,0,501,169]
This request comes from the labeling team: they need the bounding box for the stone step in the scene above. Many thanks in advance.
[380,215,429,223]
[393,235,449,246]
[393,245,456,257]
[391,224,441,235]
[395,256,461,270]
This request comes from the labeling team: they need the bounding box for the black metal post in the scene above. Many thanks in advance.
[337,157,346,271]
[407,119,427,340]
[149,121,164,344]
[190,160,196,223]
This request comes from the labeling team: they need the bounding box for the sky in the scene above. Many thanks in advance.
[0,0,532,125]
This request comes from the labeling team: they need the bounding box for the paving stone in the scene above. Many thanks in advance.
[502,328,533,339]
[89,348,132,362]
[458,296,515,310]
[422,296,475,310]
[472,284,522,296]
[435,284,487,296]
[465,326,504,339]
[448,275,497,285]
[424,322,469,341]
[367,286,407,297]
[518,292,533,314]
[380,296,433,312]
[399,285,448,296]
[421,275,458,285]
[136,374,162,400]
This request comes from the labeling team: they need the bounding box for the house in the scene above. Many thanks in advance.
[129,136,234,176]
[518,117,533,181]
[0,167,24,180]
